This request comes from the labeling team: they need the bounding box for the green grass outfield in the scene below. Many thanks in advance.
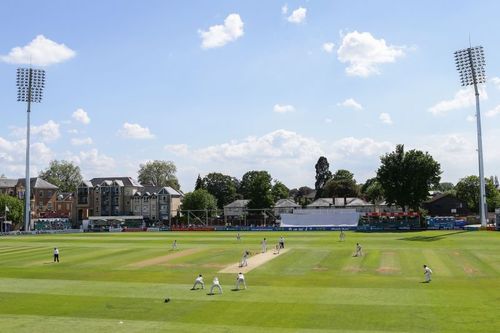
[0,231,499,333]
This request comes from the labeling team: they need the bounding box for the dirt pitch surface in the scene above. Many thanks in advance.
[129,248,202,268]
[219,248,290,273]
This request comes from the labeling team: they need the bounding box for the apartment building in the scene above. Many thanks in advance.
[0,177,58,218]
[75,177,182,225]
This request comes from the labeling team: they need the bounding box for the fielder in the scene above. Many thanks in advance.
[210,276,223,294]
[239,250,249,267]
[191,274,205,290]
[236,233,241,241]
[353,243,363,257]
[273,244,280,255]
[235,272,246,290]
[279,236,285,249]
[423,265,433,283]
[261,238,267,253]
[339,229,345,242]
[172,240,177,250]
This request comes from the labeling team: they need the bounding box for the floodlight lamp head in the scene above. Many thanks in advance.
[454,46,486,86]
[16,67,46,103]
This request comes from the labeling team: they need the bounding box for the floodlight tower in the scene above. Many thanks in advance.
[454,46,487,227]
[17,68,45,231]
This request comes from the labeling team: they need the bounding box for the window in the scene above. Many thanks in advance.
[47,191,52,197]
[39,191,43,198]
[47,202,53,211]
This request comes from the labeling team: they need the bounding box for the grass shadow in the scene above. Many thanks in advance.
[398,231,468,242]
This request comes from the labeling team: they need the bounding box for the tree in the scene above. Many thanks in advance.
[181,189,217,216]
[290,186,315,206]
[363,180,385,204]
[377,144,441,211]
[239,171,274,209]
[0,194,24,229]
[39,160,83,193]
[194,174,204,190]
[432,182,455,193]
[271,181,290,203]
[201,172,238,209]
[314,156,332,199]
[455,175,500,212]
[323,169,359,204]
[138,160,180,190]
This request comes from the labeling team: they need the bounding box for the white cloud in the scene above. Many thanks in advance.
[325,118,333,123]
[490,77,500,89]
[331,137,393,158]
[174,130,323,165]
[69,149,116,176]
[11,120,61,142]
[428,87,487,116]
[337,31,405,77]
[1,35,75,66]
[118,122,154,139]
[281,4,288,14]
[379,112,393,124]
[165,144,189,156]
[0,136,53,176]
[67,129,79,134]
[70,137,93,146]
[72,108,90,124]
[485,105,500,117]
[273,104,295,113]
[32,121,60,142]
[164,129,397,189]
[287,7,307,24]
[199,14,244,49]
[322,42,335,53]
[466,115,475,122]
[338,98,363,110]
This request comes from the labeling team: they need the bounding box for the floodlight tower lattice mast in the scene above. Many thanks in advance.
[17,68,45,231]
[454,46,487,227]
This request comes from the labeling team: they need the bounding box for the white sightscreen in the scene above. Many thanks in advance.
[280,209,360,227]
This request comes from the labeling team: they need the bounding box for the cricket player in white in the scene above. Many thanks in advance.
[172,240,177,250]
[235,272,246,290]
[279,236,285,249]
[423,265,433,283]
[261,238,267,253]
[273,244,280,255]
[339,229,345,241]
[210,276,223,294]
[239,250,249,267]
[354,243,363,257]
[192,274,204,290]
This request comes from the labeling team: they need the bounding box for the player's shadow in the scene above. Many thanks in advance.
[398,231,468,242]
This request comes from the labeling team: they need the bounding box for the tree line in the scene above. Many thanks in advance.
[2,143,499,228]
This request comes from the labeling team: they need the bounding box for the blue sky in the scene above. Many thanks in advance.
[1,0,500,191]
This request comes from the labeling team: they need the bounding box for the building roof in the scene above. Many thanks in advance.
[0,179,19,188]
[424,192,457,204]
[16,177,58,189]
[79,180,93,188]
[274,198,300,208]
[158,186,182,196]
[307,198,334,207]
[224,199,250,208]
[134,186,182,197]
[89,177,142,187]
[308,197,372,207]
